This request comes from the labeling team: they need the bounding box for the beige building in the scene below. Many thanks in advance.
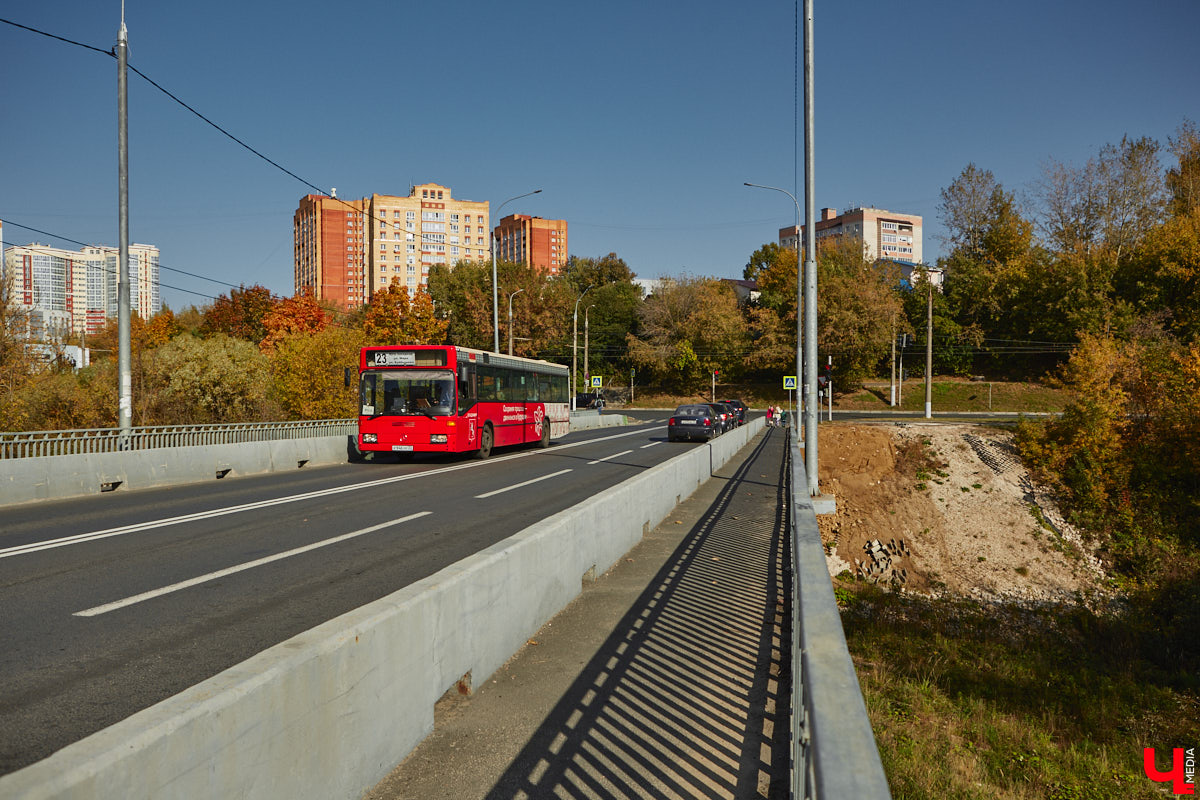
[780,207,923,264]
[294,183,490,308]
[3,241,159,338]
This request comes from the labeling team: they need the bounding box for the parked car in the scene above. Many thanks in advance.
[706,402,735,434]
[721,399,748,426]
[668,404,720,442]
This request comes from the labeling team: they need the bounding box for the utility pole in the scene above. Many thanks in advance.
[925,275,934,419]
[890,313,896,407]
[116,14,132,446]
[801,0,819,495]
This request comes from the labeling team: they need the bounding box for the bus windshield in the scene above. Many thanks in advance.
[360,369,456,417]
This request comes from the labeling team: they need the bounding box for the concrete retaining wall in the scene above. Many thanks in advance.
[0,419,763,800]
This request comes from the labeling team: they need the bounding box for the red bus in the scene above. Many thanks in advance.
[355,345,571,459]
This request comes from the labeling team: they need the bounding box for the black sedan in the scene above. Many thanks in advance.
[721,399,748,426]
[668,404,721,442]
[707,402,735,433]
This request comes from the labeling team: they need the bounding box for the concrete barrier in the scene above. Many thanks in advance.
[0,415,634,507]
[0,437,353,507]
[0,419,764,800]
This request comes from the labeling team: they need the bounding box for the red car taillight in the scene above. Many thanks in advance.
[669,417,677,425]
[703,418,711,426]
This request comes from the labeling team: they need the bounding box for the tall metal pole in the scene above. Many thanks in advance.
[925,277,934,418]
[743,181,800,432]
[491,189,541,353]
[571,285,592,410]
[507,287,524,356]
[802,0,819,495]
[584,303,594,384]
[116,18,132,444]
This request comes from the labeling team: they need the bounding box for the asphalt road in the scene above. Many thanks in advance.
[0,411,700,775]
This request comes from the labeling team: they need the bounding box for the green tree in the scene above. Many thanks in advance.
[1167,118,1200,218]
[426,260,493,349]
[743,242,785,283]
[815,239,905,384]
[145,334,275,423]
[626,277,748,392]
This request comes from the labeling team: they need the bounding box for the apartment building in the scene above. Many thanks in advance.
[780,207,923,264]
[494,214,568,274]
[294,184,490,308]
[2,241,160,338]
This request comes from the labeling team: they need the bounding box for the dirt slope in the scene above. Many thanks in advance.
[815,423,1105,603]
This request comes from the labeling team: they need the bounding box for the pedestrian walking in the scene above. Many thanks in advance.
[766,405,775,427]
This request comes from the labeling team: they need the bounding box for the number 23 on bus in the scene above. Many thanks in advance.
[353,345,571,459]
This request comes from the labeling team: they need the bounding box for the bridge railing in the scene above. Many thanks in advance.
[790,431,892,799]
[0,420,357,460]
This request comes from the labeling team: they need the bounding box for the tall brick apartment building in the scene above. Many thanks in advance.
[493,214,568,274]
[294,183,489,308]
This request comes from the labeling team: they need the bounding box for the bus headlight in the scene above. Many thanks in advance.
[430,434,448,444]
[362,433,378,443]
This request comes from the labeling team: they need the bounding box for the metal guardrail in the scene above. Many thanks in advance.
[0,419,357,460]
[790,430,892,799]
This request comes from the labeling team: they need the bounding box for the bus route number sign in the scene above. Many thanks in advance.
[369,350,416,367]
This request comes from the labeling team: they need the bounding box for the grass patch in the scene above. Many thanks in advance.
[839,379,1069,414]
[839,584,1199,798]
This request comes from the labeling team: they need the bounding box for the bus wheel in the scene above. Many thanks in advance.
[476,424,494,459]
[538,422,551,448]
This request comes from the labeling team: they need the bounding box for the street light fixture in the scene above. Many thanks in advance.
[507,288,525,356]
[491,189,542,353]
[571,285,593,410]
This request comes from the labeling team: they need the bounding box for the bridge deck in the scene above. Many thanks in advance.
[366,427,793,800]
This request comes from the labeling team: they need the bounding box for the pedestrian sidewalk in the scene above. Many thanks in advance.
[365,427,793,800]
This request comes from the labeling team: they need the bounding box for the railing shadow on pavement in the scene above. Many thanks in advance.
[484,430,794,800]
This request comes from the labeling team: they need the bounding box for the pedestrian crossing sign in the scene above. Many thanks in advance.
[783,376,797,390]
[590,376,603,388]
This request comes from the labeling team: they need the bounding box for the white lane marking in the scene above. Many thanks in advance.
[474,469,573,499]
[640,441,662,449]
[1,425,664,561]
[587,449,634,465]
[73,512,432,617]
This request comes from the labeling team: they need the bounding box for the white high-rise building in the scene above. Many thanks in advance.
[2,242,161,338]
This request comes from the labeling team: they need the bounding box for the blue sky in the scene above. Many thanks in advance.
[2,0,1197,311]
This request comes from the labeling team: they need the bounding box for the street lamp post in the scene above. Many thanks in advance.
[507,288,525,356]
[744,180,802,427]
[923,266,944,419]
[571,285,593,410]
[491,189,541,353]
[584,303,595,387]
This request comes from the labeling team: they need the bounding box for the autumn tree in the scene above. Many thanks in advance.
[270,325,364,419]
[362,284,448,345]
[200,284,276,343]
[260,291,330,353]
